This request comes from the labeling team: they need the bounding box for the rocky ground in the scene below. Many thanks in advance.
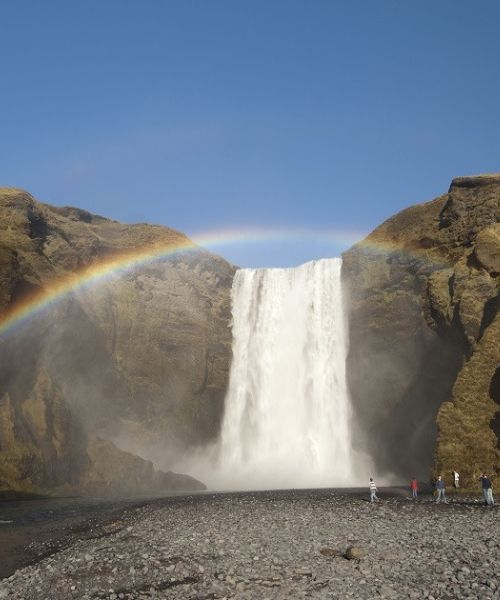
[0,489,498,599]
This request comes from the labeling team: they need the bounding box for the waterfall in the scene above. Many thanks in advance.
[211,258,356,490]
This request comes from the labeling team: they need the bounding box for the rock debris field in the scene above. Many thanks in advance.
[0,489,499,600]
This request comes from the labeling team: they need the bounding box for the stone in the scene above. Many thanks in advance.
[345,546,365,560]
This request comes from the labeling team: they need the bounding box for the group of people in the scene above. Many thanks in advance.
[368,472,496,505]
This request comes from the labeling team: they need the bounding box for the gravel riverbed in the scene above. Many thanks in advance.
[0,489,498,599]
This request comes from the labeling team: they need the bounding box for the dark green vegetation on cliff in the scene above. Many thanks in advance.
[0,189,235,494]
[343,175,500,486]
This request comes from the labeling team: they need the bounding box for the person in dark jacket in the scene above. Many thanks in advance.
[435,475,448,503]
[480,473,495,506]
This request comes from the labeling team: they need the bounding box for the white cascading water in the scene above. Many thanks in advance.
[210,258,356,490]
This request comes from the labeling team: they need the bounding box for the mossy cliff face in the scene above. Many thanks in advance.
[0,365,88,493]
[343,175,499,486]
[0,188,234,494]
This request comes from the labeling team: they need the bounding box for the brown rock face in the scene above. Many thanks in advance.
[82,436,205,494]
[0,188,234,494]
[0,365,88,493]
[343,175,500,486]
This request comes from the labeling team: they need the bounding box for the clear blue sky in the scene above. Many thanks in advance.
[1,1,499,267]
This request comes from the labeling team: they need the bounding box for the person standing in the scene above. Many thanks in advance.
[410,477,418,499]
[435,475,447,503]
[369,477,379,503]
[480,473,495,506]
[453,471,460,490]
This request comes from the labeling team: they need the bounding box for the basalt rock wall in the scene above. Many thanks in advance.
[343,175,500,486]
[0,188,235,494]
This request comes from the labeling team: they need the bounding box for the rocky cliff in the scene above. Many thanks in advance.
[0,188,235,494]
[343,175,500,486]
[3,177,498,494]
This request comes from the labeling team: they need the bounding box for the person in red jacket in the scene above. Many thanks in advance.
[410,477,418,499]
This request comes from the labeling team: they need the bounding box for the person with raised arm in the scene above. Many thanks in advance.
[479,473,495,506]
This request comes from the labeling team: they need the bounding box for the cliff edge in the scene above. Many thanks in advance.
[343,174,499,486]
[0,188,235,494]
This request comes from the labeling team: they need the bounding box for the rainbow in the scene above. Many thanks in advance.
[191,226,362,250]
[0,226,364,339]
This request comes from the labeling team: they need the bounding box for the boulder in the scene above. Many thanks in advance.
[345,546,366,560]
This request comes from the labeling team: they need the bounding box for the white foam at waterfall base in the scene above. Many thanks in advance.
[199,257,363,491]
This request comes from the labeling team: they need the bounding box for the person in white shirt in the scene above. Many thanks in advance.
[453,471,459,490]
[369,477,379,503]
